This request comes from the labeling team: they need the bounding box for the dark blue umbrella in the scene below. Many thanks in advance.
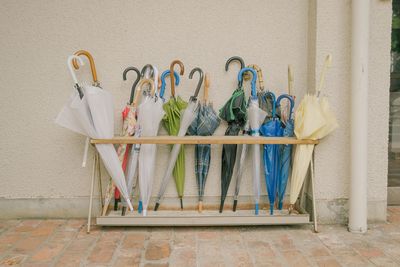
[259,92,282,215]
[275,94,295,210]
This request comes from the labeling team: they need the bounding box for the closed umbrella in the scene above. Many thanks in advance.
[260,92,281,215]
[154,63,201,211]
[289,55,338,210]
[124,65,162,214]
[187,72,221,212]
[276,94,295,210]
[135,79,163,216]
[238,68,267,215]
[219,58,248,213]
[232,63,269,211]
[56,55,133,211]
[117,67,141,216]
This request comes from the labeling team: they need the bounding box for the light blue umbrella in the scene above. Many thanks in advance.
[259,92,282,215]
[276,94,295,210]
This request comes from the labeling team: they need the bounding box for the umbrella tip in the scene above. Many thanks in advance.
[198,201,203,213]
[233,200,238,212]
[121,207,126,216]
[180,198,183,210]
[114,199,120,211]
[219,202,224,213]
[255,203,259,215]
[138,201,143,214]
[154,202,160,211]
[269,205,274,215]
[278,202,283,210]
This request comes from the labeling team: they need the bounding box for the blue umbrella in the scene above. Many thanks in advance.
[275,94,295,210]
[259,92,282,215]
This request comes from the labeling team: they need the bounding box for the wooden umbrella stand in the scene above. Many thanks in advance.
[86,136,319,233]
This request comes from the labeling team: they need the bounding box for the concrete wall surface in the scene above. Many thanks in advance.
[0,0,392,223]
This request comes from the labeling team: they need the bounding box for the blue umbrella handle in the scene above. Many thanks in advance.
[263,91,277,117]
[238,67,257,98]
[276,94,295,120]
[160,70,180,99]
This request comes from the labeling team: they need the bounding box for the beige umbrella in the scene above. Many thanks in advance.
[289,55,338,210]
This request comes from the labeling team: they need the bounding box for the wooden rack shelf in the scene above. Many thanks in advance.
[87,136,319,233]
[91,136,319,145]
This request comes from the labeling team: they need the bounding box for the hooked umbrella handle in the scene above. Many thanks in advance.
[170,60,184,98]
[159,70,180,99]
[238,67,257,98]
[246,64,264,91]
[263,91,277,118]
[276,94,295,120]
[72,50,99,87]
[189,67,204,102]
[67,55,85,99]
[122,67,141,105]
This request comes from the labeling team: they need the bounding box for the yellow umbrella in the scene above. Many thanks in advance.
[289,55,338,208]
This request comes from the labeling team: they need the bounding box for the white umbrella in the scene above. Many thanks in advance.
[56,55,133,211]
[239,67,267,215]
[133,78,164,216]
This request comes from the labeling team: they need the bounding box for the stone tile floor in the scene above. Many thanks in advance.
[0,206,399,267]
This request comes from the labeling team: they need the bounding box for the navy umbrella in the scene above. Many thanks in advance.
[276,94,295,210]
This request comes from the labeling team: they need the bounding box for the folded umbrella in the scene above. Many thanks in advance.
[260,92,281,215]
[134,78,164,216]
[117,67,141,216]
[238,68,267,215]
[276,94,295,210]
[187,72,220,212]
[219,58,248,212]
[56,55,133,211]
[154,63,201,211]
[233,63,271,211]
[289,55,338,210]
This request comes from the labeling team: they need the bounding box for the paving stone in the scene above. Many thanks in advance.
[315,258,342,267]
[143,263,169,267]
[29,242,65,263]
[170,247,196,267]
[145,240,171,260]
[0,254,27,266]
[122,232,147,249]
[281,250,311,267]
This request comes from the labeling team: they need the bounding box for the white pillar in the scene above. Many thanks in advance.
[349,0,369,233]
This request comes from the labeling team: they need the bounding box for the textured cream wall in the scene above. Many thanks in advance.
[0,0,391,221]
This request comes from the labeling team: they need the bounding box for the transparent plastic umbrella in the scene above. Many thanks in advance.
[289,55,338,210]
[238,68,267,215]
[133,79,163,216]
[56,55,133,211]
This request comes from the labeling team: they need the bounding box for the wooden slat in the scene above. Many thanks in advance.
[90,136,319,145]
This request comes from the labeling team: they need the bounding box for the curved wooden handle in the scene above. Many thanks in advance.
[72,50,99,86]
[133,79,155,108]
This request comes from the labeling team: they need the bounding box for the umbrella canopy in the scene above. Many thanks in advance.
[260,92,282,215]
[134,78,163,216]
[238,68,267,215]
[187,72,220,212]
[56,55,133,211]
[289,56,337,209]
[276,94,295,210]
[219,59,248,213]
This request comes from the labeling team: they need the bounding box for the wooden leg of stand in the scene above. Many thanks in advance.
[87,152,97,234]
[310,152,318,233]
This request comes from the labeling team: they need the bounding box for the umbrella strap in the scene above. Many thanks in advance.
[249,128,260,135]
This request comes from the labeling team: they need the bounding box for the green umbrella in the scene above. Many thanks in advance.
[158,60,187,209]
